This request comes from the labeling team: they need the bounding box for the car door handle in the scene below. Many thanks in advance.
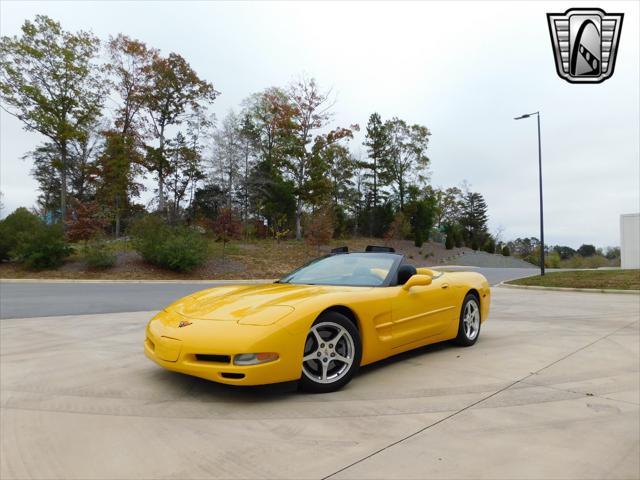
[441,283,449,289]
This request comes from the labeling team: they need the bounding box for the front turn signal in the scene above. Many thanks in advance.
[233,352,279,366]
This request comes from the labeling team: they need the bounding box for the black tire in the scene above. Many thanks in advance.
[454,293,481,346]
[299,311,362,393]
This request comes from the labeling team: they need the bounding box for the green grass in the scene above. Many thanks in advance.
[507,269,640,291]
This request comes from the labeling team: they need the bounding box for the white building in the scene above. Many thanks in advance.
[620,213,640,269]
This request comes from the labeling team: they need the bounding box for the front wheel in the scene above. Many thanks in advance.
[299,312,362,393]
[454,294,481,346]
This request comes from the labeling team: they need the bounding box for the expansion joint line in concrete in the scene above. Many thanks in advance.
[322,319,640,480]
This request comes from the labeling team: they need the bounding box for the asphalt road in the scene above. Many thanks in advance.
[1,288,638,479]
[0,267,538,319]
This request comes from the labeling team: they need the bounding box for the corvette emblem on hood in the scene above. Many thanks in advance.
[178,321,193,328]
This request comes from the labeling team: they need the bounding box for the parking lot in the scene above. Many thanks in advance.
[1,286,638,479]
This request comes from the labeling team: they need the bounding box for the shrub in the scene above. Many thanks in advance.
[0,207,43,260]
[84,239,117,269]
[502,245,511,256]
[605,246,620,260]
[471,239,479,251]
[562,254,610,269]
[131,215,208,272]
[553,245,576,260]
[151,229,209,272]
[545,251,562,268]
[12,223,72,269]
[482,236,496,254]
[384,212,410,242]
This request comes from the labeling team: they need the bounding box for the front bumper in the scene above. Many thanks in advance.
[144,311,305,386]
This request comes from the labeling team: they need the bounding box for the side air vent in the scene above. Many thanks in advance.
[195,354,231,364]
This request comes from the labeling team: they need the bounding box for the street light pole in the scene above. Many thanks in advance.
[514,111,545,276]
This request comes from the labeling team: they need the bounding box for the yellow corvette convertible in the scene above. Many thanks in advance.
[145,246,490,392]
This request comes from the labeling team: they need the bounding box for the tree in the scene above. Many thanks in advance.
[0,15,107,222]
[281,77,357,240]
[382,118,431,211]
[242,87,297,233]
[384,212,411,242]
[434,186,463,228]
[213,207,241,258]
[363,113,391,209]
[444,223,464,249]
[192,183,224,221]
[445,232,454,250]
[212,111,242,208]
[65,200,107,244]
[507,237,539,257]
[553,245,576,260]
[142,52,218,213]
[100,35,157,235]
[605,246,620,260]
[242,87,296,167]
[460,191,489,246]
[237,113,258,231]
[94,131,143,237]
[305,205,334,254]
[165,132,204,222]
[286,77,333,240]
[577,244,596,257]
[28,123,102,219]
[106,34,157,138]
[407,197,436,247]
[0,207,43,260]
[482,235,496,254]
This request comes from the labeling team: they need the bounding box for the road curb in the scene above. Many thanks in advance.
[0,278,275,284]
[498,282,640,295]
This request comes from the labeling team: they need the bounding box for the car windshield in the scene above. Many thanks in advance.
[279,253,398,286]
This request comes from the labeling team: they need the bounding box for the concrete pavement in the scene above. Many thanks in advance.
[1,287,638,479]
[0,267,539,319]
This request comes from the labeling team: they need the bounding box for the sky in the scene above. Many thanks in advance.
[1,0,638,248]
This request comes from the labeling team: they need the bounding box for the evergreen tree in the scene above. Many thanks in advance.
[363,113,391,209]
[460,191,489,246]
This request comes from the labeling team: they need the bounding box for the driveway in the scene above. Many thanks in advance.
[1,287,638,479]
[0,267,539,319]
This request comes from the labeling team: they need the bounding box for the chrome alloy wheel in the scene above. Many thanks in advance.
[302,321,355,384]
[463,299,480,340]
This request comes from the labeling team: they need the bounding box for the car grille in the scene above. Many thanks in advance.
[195,354,231,364]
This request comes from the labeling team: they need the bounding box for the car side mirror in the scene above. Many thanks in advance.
[402,274,432,291]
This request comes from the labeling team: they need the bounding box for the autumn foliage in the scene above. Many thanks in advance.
[305,206,334,254]
[65,200,107,243]
[213,207,241,256]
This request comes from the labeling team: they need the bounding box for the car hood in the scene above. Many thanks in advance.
[165,283,365,323]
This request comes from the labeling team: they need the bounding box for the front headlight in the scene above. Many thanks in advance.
[234,352,279,366]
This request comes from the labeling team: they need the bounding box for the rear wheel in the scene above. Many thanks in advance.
[299,312,361,393]
[454,294,481,346]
